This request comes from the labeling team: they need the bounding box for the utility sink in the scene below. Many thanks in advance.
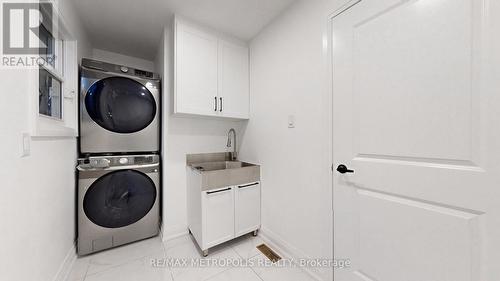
[192,161,255,172]
[187,152,261,257]
[187,153,260,191]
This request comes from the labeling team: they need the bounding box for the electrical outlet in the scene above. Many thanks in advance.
[288,115,295,128]
[21,133,30,157]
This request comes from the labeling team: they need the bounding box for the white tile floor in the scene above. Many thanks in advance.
[66,234,317,281]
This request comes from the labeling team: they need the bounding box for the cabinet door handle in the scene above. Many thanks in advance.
[214,96,218,111]
[219,97,223,112]
[207,187,231,195]
[238,182,259,189]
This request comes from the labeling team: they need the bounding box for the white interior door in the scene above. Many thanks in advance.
[332,0,500,280]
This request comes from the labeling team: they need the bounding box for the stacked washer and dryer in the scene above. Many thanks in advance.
[77,59,161,255]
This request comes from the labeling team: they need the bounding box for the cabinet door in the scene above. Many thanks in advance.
[175,23,218,116]
[202,187,235,249]
[235,182,260,236]
[218,40,249,119]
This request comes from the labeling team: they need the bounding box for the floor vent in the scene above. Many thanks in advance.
[256,244,281,263]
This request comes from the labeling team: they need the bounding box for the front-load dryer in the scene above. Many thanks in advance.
[77,154,160,255]
[80,58,160,154]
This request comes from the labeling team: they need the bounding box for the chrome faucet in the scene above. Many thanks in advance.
[227,128,237,161]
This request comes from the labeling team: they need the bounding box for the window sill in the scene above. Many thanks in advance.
[32,126,77,138]
[32,115,78,138]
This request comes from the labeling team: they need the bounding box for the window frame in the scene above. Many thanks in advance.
[30,1,79,138]
[39,67,64,121]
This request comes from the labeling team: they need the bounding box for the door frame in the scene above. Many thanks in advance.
[326,1,363,280]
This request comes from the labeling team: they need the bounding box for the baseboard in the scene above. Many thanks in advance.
[162,224,189,242]
[52,243,77,281]
[259,228,327,281]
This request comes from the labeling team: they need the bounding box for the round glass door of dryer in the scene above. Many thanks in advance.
[83,170,157,228]
[85,77,156,133]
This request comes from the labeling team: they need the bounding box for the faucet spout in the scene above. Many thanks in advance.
[227,128,237,161]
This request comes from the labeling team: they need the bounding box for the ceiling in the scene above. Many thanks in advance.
[72,0,296,60]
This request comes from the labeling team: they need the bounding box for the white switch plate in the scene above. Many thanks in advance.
[288,115,295,128]
[21,132,30,157]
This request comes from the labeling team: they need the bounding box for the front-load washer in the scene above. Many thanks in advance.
[80,58,160,154]
[77,154,160,255]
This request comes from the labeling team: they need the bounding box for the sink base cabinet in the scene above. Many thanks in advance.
[202,187,235,249]
[235,182,261,237]
[187,173,260,253]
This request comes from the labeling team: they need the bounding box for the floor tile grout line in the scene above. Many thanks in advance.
[249,266,265,281]
[200,246,242,281]
[202,266,233,281]
[159,238,174,275]
[85,256,147,277]
[163,235,204,274]
[229,236,263,260]
[82,252,172,281]
[169,267,175,281]
[164,237,194,252]
[248,253,270,281]
[202,239,265,281]
[81,262,90,281]
[84,246,165,278]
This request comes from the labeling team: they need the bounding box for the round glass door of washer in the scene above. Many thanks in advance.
[85,77,156,133]
[83,170,157,228]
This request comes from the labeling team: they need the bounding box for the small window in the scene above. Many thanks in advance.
[39,68,62,119]
[38,23,55,67]
[31,3,78,137]
[38,21,63,120]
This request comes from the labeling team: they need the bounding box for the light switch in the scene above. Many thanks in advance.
[21,133,30,157]
[288,115,295,128]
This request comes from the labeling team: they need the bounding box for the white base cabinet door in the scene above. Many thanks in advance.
[188,179,261,253]
[202,187,235,249]
[235,182,261,236]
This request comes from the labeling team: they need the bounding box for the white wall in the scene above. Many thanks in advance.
[58,0,92,58]
[238,0,344,280]
[92,48,155,72]
[0,1,91,280]
[155,27,247,240]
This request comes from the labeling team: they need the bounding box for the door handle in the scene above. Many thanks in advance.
[207,187,231,195]
[238,182,259,189]
[336,164,354,174]
[214,96,218,111]
[219,97,223,112]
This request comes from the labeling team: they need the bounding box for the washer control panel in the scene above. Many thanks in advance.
[89,158,110,168]
[78,155,159,169]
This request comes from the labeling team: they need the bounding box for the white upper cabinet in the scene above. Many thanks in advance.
[175,22,218,116]
[174,18,249,119]
[218,40,249,119]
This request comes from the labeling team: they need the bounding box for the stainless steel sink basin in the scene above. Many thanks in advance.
[187,153,260,191]
[192,161,255,172]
